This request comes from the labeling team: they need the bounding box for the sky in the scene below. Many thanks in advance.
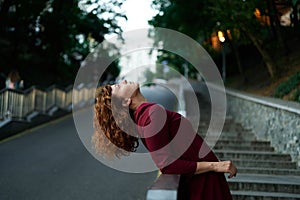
[117,0,157,31]
[110,0,159,80]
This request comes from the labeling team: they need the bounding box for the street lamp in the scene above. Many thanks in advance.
[218,31,226,82]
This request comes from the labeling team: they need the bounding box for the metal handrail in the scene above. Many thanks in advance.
[0,84,95,123]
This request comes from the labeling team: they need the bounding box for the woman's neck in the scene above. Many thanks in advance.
[130,92,147,111]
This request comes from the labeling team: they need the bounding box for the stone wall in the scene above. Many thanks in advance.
[226,88,300,167]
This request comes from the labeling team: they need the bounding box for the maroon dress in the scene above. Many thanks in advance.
[134,102,232,200]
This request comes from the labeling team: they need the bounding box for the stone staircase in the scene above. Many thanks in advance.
[185,90,300,200]
[199,118,300,200]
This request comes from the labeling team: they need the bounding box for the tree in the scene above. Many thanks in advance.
[149,0,297,79]
[210,0,280,78]
[144,68,155,83]
[0,0,124,87]
[291,0,300,33]
[149,0,216,79]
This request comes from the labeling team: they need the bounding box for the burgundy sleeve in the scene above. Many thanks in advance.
[140,104,197,176]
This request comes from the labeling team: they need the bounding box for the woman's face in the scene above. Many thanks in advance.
[111,80,139,99]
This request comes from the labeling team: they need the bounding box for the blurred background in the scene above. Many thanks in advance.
[0,0,300,200]
[0,0,299,97]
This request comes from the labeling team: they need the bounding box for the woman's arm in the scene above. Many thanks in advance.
[139,104,237,177]
[195,160,237,178]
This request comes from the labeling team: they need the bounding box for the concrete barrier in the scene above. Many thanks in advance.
[146,174,180,200]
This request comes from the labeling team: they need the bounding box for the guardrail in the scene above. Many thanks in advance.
[0,84,96,139]
[0,85,70,121]
[146,174,180,200]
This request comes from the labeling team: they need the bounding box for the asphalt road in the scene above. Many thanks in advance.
[0,113,159,200]
[0,85,177,200]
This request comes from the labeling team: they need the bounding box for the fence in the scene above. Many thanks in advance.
[0,84,96,138]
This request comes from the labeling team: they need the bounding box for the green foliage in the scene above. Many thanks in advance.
[149,0,298,79]
[0,0,124,87]
[155,51,197,79]
[150,0,253,76]
[292,0,299,6]
[149,0,216,78]
[291,87,300,103]
[273,72,300,98]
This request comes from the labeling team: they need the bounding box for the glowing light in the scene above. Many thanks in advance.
[218,31,225,43]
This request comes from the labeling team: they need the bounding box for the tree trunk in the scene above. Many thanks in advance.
[227,37,246,83]
[292,2,300,38]
[239,24,277,79]
[268,0,290,57]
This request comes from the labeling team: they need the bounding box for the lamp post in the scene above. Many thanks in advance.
[218,31,226,82]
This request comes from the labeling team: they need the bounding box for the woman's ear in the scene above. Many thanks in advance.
[122,98,131,107]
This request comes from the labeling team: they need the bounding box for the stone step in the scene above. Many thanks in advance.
[199,123,252,133]
[225,127,252,132]
[204,137,262,144]
[215,150,292,161]
[221,130,256,136]
[227,174,300,194]
[237,167,300,176]
[222,121,242,126]
[198,127,254,134]
[231,191,300,200]
[199,130,255,135]
[206,139,272,147]
[222,127,253,133]
[193,101,300,199]
[218,134,256,141]
[227,159,297,169]
[199,120,255,131]
[213,144,275,151]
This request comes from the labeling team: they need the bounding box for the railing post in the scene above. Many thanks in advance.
[19,93,24,119]
[3,90,9,119]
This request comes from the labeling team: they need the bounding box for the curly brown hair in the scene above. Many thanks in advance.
[8,70,20,82]
[93,85,139,158]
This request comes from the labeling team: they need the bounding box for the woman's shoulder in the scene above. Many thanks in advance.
[136,102,169,114]
[137,102,156,110]
[135,102,158,117]
[134,102,164,123]
[134,102,180,123]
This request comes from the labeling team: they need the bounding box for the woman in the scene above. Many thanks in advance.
[93,80,237,199]
[6,70,21,89]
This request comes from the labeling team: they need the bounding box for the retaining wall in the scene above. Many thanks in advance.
[226,88,300,166]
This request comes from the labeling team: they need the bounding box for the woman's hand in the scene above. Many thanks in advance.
[195,160,237,178]
[212,160,237,178]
